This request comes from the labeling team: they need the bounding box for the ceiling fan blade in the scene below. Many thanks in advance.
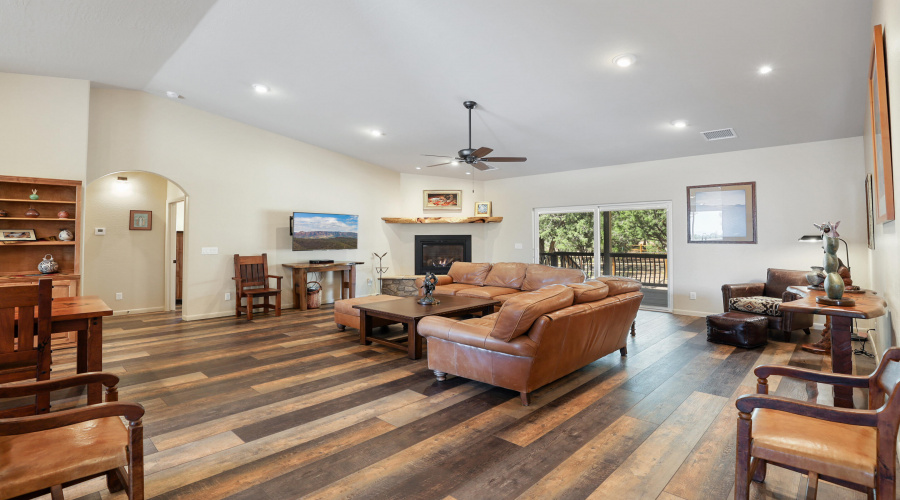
[481,157,527,162]
[424,162,452,168]
[472,147,493,158]
[421,154,455,159]
[473,162,492,171]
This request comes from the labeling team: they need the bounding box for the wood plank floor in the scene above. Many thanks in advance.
[29,305,876,500]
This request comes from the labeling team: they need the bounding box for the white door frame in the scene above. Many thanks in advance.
[533,200,673,312]
[165,200,184,312]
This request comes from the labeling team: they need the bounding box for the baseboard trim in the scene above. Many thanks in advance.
[112,306,165,316]
[672,309,711,317]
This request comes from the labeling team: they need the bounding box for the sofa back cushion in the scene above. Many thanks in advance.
[594,276,642,296]
[765,268,810,299]
[448,262,492,286]
[490,284,575,341]
[484,262,528,289]
[567,280,610,304]
[521,264,585,291]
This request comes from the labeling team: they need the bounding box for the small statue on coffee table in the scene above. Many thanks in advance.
[417,272,441,305]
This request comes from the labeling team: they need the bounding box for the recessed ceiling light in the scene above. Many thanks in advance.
[370,130,384,137]
[415,167,421,170]
[165,91,183,99]
[758,65,773,75]
[252,84,270,94]
[466,172,471,175]
[612,54,636,68]
[451,161,460,166]
[671,120,688,128]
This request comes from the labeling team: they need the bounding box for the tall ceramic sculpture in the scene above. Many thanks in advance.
[812,221,854,307]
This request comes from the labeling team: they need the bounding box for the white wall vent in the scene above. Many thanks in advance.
[701,128,737,141]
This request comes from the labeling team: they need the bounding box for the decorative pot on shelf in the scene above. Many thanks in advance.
[24,207,40,218]
[29,189,39,200]
[38,254,59,274]
[58,228,73,241]
[0,209,7,217]
[57,210,70,219]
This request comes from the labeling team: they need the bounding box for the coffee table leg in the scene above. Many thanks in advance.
[408,318,422,360]
[360,311,372,346]
[831,316,854,408]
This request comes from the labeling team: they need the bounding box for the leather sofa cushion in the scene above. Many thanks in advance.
[521,264,585,291]
[418,315,537,357]
[729,296,782,317]
[448,262,492,286]
[567,280,610,304]
[434,283,479,296]
[751,408,876,486]
[595,276,642,296]
[490,284,575,341]
[457,286,521,299]
[484,262,528,289]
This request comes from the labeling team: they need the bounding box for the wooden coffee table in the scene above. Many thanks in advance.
[354,295,499,360]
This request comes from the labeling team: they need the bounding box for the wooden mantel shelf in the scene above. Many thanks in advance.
[382,216,502,224]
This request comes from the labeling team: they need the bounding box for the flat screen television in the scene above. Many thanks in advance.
[290,212,359,251]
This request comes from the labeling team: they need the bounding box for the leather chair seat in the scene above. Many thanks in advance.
[0,417,129,498]
[751,408,877,486]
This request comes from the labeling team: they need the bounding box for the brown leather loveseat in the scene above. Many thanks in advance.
[721,268,814,341]
[417,277,643,405]
[415,262,587,309]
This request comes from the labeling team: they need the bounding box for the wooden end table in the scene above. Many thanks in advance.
[354,296,499,360]
[782,286,886,408]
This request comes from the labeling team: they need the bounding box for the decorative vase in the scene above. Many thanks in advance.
[58,228,73,241]
[822,236,844,300]
[0,209,7,217]
[29,189,39,200]
[806,266,826,287]
[57,210,70,219]
[24,207,40,218]
[37,254,59,274]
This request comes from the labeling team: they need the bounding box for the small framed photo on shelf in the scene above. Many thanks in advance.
[0,229,37,241]
[475,201,492,216]
[129,210,152,230]
[423,190,462,210]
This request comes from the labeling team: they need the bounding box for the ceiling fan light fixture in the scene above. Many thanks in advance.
[613,54,636,68]
[451,160,460,166]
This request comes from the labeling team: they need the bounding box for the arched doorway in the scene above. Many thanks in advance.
[83,171,188,317]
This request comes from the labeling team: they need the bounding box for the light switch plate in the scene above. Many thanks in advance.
[201,247,219,255]
[94,228,106,235]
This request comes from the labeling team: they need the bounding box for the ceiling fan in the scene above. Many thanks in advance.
[422,101,526,171]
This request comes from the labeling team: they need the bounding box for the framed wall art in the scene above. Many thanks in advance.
[475,201,492,216]
[686,181,757,244]
[871,24,895,223]
[423,190,462,210]
[129,210,152,230]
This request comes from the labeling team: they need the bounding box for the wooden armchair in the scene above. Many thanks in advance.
[233,253,282,320]
[0,373,144,499]
[735,347,900,499]
[0,279,52,418]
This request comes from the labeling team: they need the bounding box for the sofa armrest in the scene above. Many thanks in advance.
[418,316,537,357]
[721,283,765,312]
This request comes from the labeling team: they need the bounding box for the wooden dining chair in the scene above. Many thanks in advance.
[233,253,282,320]
[0,279,52,418]
[0,373,144,500]
[735,346,900,499]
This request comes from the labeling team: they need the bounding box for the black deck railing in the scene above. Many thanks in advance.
[539,251,668,286]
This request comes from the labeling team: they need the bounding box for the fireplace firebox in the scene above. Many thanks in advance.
[415,235,472,275]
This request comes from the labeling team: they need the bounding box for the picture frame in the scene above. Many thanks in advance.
[129,210,152,230]
[686,181,757,244]
[0,229,37,241]
[866,174,876,249]
[474,201,492,216]
[423,190,462,210]
[870,24,895,223]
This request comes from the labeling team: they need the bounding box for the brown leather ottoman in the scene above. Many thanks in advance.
[706,311,768,348]
[334,295,404,331]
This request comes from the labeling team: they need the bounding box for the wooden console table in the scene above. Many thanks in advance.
[782,286,886,409]
[282,261,364,311]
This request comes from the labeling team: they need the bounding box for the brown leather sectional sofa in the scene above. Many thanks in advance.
[417,272,643,406]
[415,262,587,309]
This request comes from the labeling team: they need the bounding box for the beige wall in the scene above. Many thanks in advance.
[482,137,868,316]
[83,172,168,313]
[868,3,900,355]
[0,72,90,181]
[86,89,401,320]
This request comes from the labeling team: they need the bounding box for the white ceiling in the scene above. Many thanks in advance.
[0,0,873,179]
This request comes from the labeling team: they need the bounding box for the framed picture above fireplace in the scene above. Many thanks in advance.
[423,190,462,210]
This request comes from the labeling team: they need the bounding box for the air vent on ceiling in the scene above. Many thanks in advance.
[701,128,738,141]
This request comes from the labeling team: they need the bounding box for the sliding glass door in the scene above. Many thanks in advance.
[534,202,672,311]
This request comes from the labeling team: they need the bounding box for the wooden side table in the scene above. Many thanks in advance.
[782,286,886,408]
[282,261,364,310]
